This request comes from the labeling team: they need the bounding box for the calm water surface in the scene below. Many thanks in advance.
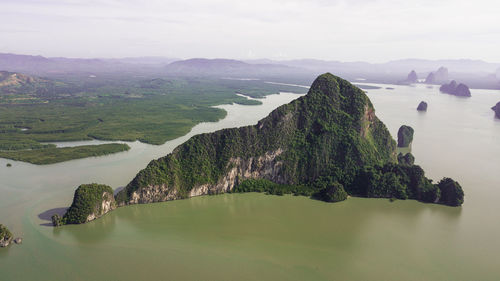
[1,85,500,280]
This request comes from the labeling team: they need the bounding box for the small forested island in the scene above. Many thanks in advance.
[57,74,464,226]
[440,81,471,97]
[417,101,428,111]
[52,184,116,226]
[0,224,13,247]
[492,102,500,118]
[397,125,414,148]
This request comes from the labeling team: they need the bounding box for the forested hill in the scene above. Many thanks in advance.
[116,73,464,207]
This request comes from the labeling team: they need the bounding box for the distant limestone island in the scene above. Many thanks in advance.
[492,102,500,118]
[397,125,414,148]
[405,70,418,83]
[53,74,465,226]
[417,101,428,111]
[425,67,449,84]
[403,67,448,84]
[440,80,471,97]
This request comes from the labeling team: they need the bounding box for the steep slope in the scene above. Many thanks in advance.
[114,73,462,208]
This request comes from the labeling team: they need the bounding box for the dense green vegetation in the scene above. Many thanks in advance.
[397,152,415,166]
[0,72,306,164]
[437,178,465,206]
[61,183,116,225]
[313,180,348,202]
[116,73,464,207]
[0,143,130,164]
[397,125,414,147]
[232,179,316,196]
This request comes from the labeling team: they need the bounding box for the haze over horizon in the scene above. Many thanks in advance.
[1,0,499,63]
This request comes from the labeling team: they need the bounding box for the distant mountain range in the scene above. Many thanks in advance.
[0,53,499,89]
[0,53,178,75]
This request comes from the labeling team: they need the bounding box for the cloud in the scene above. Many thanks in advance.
[0,0,499,61]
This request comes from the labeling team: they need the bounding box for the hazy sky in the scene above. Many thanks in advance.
[1,0,499,62]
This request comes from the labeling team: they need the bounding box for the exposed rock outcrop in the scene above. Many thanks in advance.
[440,81,471,97]
[397,125,414,148]
[0,224,13,247]
[417,101,428,111]
[492,102,500,119]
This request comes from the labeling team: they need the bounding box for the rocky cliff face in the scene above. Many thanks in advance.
[116,73,397,205]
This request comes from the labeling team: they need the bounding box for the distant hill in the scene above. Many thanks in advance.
[101,57,179,65]
[0,71,68,101]
[164,58,306,77]
[0,71,41,87]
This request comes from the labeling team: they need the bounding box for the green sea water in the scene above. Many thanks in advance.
[1,85,500,280]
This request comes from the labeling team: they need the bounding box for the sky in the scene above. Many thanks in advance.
[0,0,499,62]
